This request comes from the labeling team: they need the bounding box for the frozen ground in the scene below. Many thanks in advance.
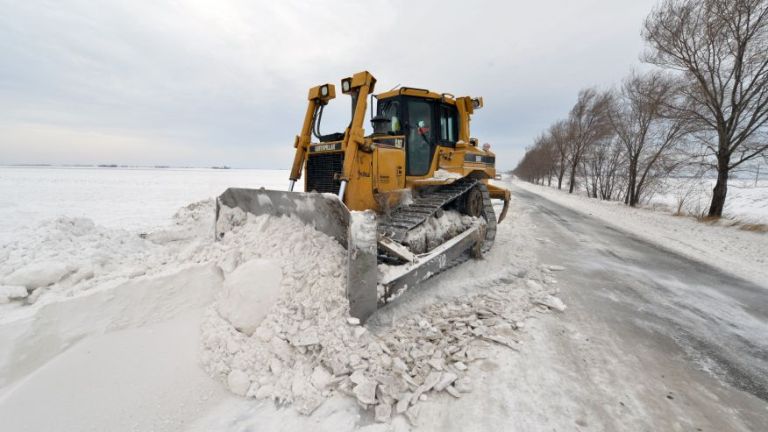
[1,170,766,431]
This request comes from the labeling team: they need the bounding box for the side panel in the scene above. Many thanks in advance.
[373,144,407,211]
[375,146,406,192]
[344,149,377,212]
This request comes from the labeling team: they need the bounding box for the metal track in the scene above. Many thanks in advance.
[378,178,479,242]
[377,181,498,302]
[443,183,496,269]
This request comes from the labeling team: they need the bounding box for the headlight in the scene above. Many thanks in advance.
[341,78,352,93]
[320,85,329,97]
[471,97,483,109]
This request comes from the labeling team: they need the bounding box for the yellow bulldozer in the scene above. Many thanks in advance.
[215,71,510,322]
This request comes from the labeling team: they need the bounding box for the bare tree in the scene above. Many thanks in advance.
[566,89,614,193]
[549,120,572,190]
[513,136,558,185]
[609,70,689,206]
[642,0,768,216]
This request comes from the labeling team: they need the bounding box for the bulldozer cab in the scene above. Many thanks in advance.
[372,91,460,177]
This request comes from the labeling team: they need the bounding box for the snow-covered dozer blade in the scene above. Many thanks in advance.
[214,188,487,323]
[214,188,379,321]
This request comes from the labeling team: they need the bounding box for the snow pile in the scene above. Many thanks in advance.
[200,211,350,413]
[199,206,561,424]
[0,200,216,308]
[403,210,480,254]
[0,217,158,305]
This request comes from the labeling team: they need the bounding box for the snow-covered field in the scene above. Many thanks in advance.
[515,179,768,289]
[0,168,565,431]
[0,166,289,241]
[646,177,768,223]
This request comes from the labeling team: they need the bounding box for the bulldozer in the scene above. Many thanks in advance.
[215,71,510,322]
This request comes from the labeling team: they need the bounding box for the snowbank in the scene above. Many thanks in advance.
[0,200,215,313]
[1,191,565,428]
[0,263,222,390]
[515,180,768,289]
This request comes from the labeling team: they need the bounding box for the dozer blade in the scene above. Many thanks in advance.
[214,188,378,321]
[215,188,349,244]
[214,188,484,323]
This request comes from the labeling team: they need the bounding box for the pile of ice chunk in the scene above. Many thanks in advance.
[200,206,565,424]
[1,197,567,423]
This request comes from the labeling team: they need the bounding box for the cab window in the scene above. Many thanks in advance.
[406,99,434,176]
[377,99,402,134]
[439,104,458,146]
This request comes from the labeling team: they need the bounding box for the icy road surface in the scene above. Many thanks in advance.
[505,186,768,431]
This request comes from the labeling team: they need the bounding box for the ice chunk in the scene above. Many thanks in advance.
[216,259,283,336]
[0,285,29,300]
[227,369,251,396]
[375,402,392,423]
[434,372,458,392]
[353,378,377,405]
[534,294,567,312]
[310,366,333,391]
[3,261,71,289]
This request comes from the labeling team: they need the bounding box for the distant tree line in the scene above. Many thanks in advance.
[514,0,768,217]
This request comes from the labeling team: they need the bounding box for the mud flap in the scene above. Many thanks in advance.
[497,196,510,223]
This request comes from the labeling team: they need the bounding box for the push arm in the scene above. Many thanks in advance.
[338,71,377,200]
[288,83,336,190]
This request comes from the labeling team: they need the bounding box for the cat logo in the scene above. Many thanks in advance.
[310,143,342,153]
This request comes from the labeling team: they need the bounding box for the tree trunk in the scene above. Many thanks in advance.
[627,158,639,207]
[708,153,730,217]
[568,160,578,194]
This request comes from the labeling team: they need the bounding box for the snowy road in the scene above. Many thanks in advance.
[510,185,768,430]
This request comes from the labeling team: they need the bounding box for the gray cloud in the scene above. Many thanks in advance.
[0,0,658,169]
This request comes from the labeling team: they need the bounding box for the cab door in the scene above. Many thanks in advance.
[404,98,437,176]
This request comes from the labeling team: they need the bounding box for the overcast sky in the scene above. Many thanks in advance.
[0,0,659,170]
